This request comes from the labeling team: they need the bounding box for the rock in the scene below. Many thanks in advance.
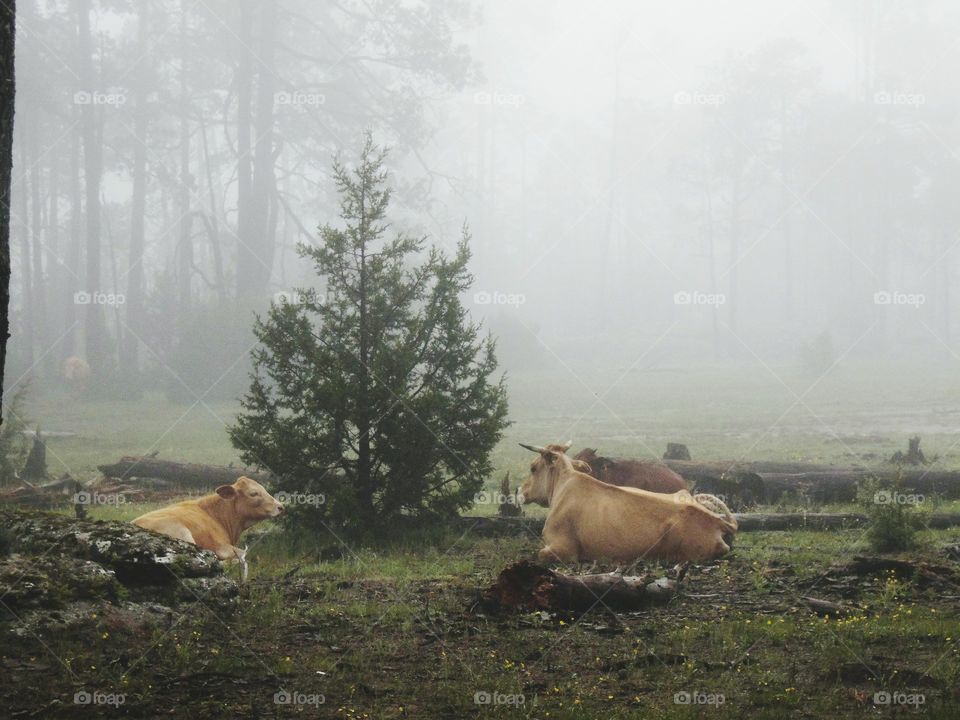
[1,510,224,585]
[0,510,238,638]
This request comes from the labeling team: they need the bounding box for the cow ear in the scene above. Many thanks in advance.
[215,485,237,499]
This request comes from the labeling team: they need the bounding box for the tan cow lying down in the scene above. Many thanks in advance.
[132,476,283,580]
[519,443,737,565]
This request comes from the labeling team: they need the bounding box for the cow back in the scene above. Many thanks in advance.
[595,458,687,493]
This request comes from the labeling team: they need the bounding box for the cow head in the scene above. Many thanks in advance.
[215,476,284,520]
[573,448,598,464]
[519,441,574,507]
[573,447,614,476]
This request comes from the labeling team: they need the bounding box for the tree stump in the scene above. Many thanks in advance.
[497,471,522,517]
[663,443,691,461]
[889,436,927,465]
[479,561,676,614]
[21,434,47,482]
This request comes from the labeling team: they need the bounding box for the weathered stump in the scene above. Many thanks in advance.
[479,561,676,614]
[663,443,691,461]
[889,436,927,465]
[21,434,47,482]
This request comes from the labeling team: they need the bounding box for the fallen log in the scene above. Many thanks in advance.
[663,460,960,503]
[735,513,867,531]
[98,456,273,488]
[479,560,675,614]
[827,555,960,589]
[459,512,960,537]
[0,474,79,508]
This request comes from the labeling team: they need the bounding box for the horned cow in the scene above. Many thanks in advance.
[519,442,737,565]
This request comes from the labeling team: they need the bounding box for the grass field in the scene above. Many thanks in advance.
[4,358,960,717]
[21,356,960,484]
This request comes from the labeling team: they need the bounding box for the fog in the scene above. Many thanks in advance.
[7,0,960,418]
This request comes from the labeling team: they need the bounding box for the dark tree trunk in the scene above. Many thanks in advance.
[235,0,276,299]
[63,126,82,363]
[77,0,108,380]
[122,1,150,378]
[0,0,13,404]
[176,1,192,313]
[47,138,61,353]
[16,138,32,365]
[234,0,254,298]
[29,116,48,372]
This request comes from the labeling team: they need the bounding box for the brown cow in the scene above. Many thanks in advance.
[132,476,283,580]
[573,447,687,494]
[519,443,736,565]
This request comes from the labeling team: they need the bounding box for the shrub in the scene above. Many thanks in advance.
[857,475,926,553]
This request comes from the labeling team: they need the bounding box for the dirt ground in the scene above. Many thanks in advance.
[2,524,959,719]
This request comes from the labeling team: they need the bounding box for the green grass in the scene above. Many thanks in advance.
[6,515,960,718]
[5,358,960,716]
[19,357,960,492]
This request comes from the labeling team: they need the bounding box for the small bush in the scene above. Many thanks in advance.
[857,476,926,553]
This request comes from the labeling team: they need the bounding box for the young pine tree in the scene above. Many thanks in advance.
[229,135,509,535]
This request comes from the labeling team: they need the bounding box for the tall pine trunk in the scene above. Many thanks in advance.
[16,138,32,365]
[63,123,82,363]
[77,0,108,381]
[0,0,14,403]
[122,1,149,379]
[235,0,277,300]
[29,115,48,373]
[176,0,192,313]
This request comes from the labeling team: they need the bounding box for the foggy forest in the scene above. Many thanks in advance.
[1,1,960,718]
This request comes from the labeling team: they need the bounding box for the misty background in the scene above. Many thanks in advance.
[6,0,960,470]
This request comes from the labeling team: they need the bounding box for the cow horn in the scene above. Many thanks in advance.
[561,440,573,451]
[519,443,546,454]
